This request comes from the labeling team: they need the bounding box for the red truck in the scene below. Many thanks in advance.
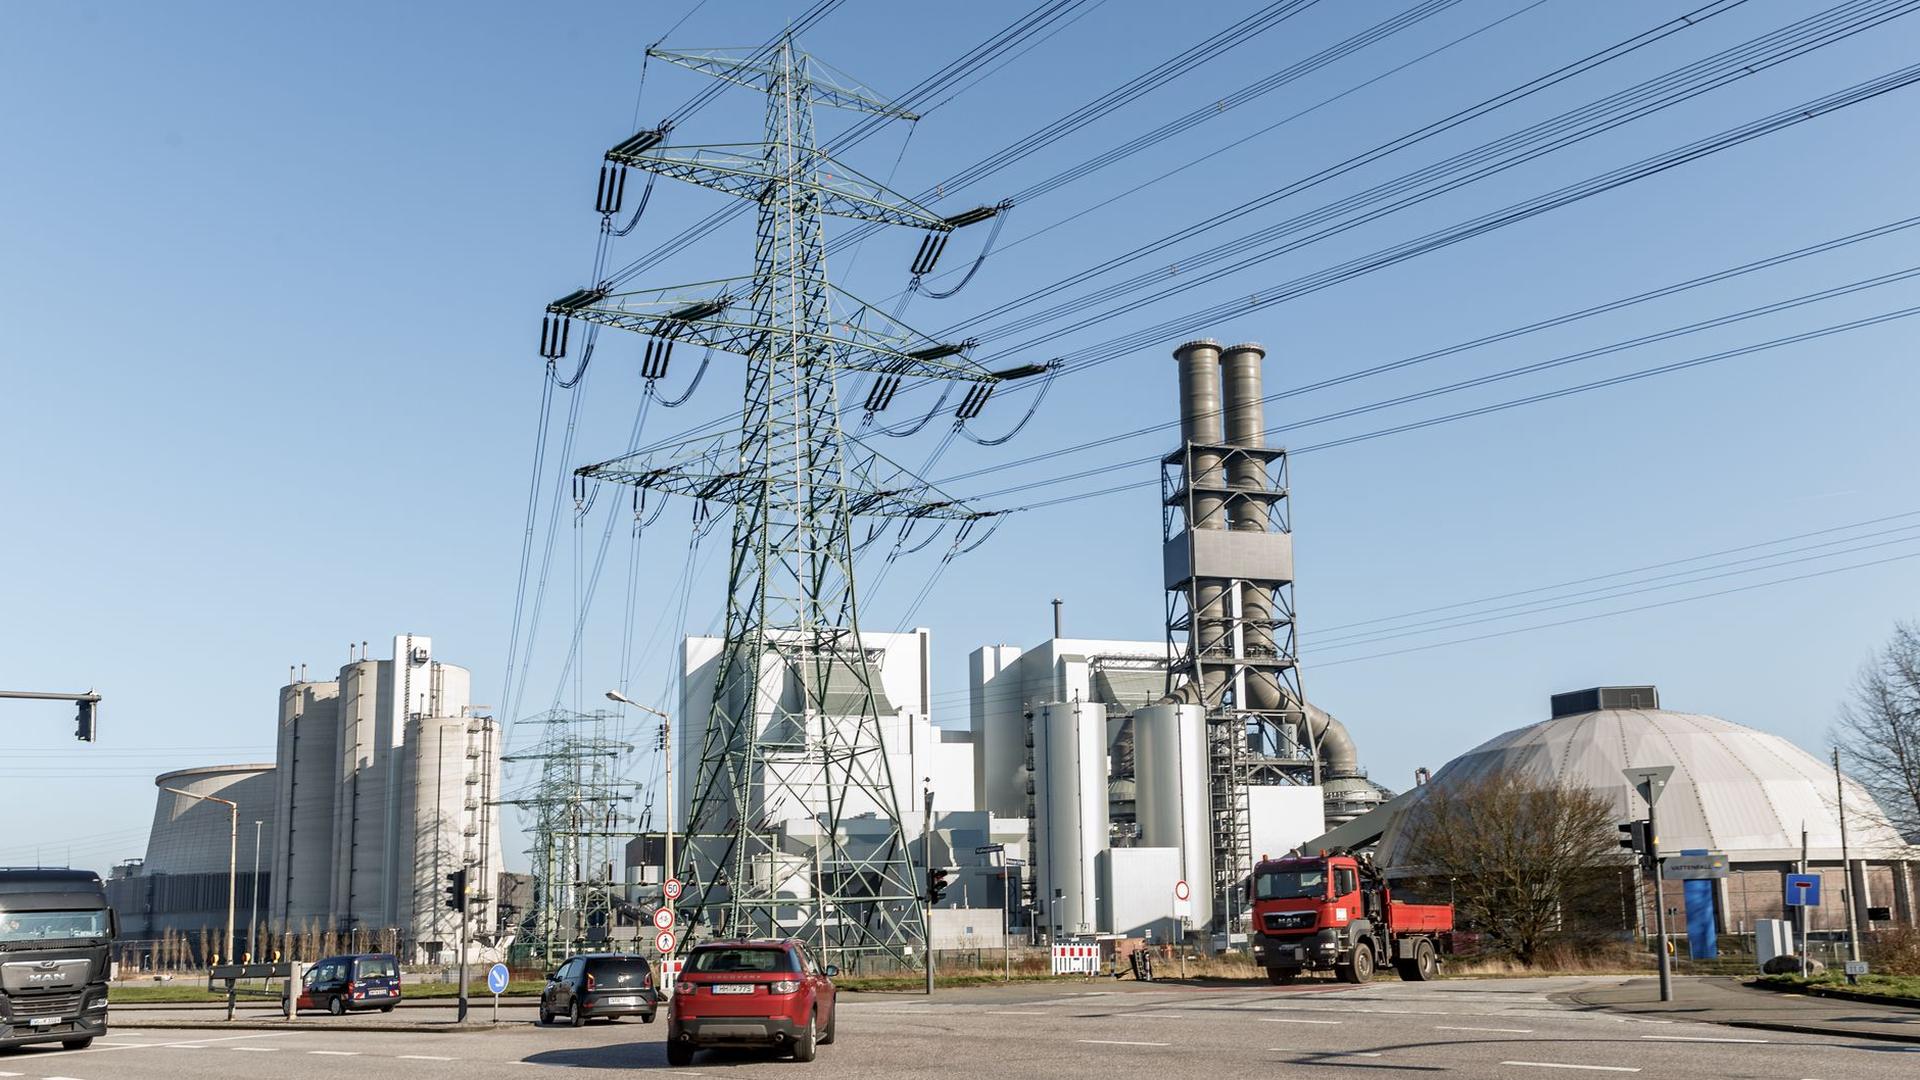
[1248,852,1452,984]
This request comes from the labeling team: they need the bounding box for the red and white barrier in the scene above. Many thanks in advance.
[1051,941,1100,976]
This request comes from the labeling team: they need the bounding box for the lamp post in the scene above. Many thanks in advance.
[605,691,673,905]
[248,820,263,960]
[164,786,237,964]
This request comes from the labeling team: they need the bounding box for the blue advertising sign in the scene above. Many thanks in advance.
[1784,873,1822,907]
[486,962,510,995]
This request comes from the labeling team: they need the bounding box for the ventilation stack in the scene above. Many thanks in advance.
[1152,336,1369,928]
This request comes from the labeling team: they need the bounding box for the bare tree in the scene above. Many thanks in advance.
[1398,769,1618,966]
[1836,621,1920,840]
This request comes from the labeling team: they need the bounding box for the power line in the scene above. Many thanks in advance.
[934,213,1920,487]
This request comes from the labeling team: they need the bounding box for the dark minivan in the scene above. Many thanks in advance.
[297,953,402,1015]
[540,953,656,1026]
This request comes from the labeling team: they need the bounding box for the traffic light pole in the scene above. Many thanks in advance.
[923,786,935,997]
[0,689,101,741]
[1647,799,1672,1003]
[457,899,470,1023]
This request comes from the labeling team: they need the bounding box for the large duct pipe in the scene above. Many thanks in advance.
[1174,339,1231,705]
[1216,342,1363,780]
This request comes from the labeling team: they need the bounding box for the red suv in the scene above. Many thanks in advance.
[666,939,837,1065]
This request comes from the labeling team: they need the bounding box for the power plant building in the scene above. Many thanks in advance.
[110,635,504,963]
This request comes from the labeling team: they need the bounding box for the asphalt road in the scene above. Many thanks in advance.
[16,977,1918,1079]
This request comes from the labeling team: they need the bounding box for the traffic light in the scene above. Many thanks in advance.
[1617,820,1653,867]
[74,699,96,743]
[927,867,950,906]
[445,868,468,912]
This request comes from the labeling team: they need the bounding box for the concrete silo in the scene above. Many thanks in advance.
[269,679,339,938]
[398,712,499,962]
[330,657,388,928]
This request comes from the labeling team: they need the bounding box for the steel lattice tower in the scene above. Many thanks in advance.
[501,708,641,961]
[546,39,1010,966]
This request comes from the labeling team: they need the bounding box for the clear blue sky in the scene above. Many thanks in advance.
[5,1,1919,873]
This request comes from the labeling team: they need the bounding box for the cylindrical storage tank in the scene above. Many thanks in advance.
[1131,703,1213,930]
[400,714,475,959]
[1031,701,1109,938]
[330,659,384,927]
[271,680,340,938]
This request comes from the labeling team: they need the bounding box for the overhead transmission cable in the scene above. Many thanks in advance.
[936,213,1920,486]
[963,0,1918,357]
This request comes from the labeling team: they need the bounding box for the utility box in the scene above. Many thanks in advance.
[1096,847,1182,939]
[1754,918,1795,970]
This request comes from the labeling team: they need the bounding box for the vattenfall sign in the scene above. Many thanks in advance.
[1661,853,1730,880]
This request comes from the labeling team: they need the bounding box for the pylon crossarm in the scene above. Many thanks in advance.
[609,141,946,229]
[648,48,918,120]
[576,430,998,521]
[552,279,992,381]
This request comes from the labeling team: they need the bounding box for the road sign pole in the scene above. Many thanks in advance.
[1648,797,1672,1003]
[457,899,470,1023]
[1798,824,1809,980]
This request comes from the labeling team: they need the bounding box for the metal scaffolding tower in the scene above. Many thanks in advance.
[549,39,1009,966]
[500,708,641,961]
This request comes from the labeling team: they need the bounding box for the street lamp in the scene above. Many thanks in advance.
[248,820,263,961]
[605,691,674,902]
[163,786,237,964]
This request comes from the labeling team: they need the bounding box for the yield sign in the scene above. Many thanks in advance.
[1622,765,1676,808]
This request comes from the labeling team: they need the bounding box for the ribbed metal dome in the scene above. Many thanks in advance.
[1376,707,1915,866]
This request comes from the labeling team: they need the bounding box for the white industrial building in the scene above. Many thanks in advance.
[1332,687,1920,932]
[111,635,505,964]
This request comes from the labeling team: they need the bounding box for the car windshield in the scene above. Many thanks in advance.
[585,958,650,985]
[354,956,398,978]
[0,908,108,944]
[1254,868,1327,901]
[686,947,798,974]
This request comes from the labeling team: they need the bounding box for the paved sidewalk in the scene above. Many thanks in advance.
[1563,975,1920,1043]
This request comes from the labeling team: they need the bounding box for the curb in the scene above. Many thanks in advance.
[110,1019,527,1033]
[1744,979,1920,1011]
[1722,1019,1920,1045]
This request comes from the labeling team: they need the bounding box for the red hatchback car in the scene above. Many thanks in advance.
[666,939,837,1065]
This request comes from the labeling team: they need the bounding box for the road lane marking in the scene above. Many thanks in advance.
[1080,1039,1169,1047]
[309,1049,361,1055]
[400,1055,458,1061]
[1268,1048,1382,1057]
[1438,1026,1534,1034]
[1261,1017,1342,1024]
[230,1046,279,1051]
[1639,1035,1768,1043]
[1501,1063,1640,1073]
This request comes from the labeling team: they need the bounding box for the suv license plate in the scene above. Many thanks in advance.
[712,985,755,995]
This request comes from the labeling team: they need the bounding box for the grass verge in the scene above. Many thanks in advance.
[1753,973,1920,1002]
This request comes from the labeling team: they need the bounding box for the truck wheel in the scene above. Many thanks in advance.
[1266,968,1296,985]
[1397,939,1439,982]
[1337,941,1375,984]
[61,1038,94,1050]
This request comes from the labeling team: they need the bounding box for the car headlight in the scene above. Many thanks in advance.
[769,980,800,994]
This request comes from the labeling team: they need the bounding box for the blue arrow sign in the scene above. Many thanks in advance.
[1784,873,1822,907]
[486,962,510,995]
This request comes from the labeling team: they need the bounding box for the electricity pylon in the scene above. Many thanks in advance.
[546,39,1013,966]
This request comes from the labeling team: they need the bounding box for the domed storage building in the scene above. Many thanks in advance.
[1363,687,1919,934]
[108,764,279,948]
